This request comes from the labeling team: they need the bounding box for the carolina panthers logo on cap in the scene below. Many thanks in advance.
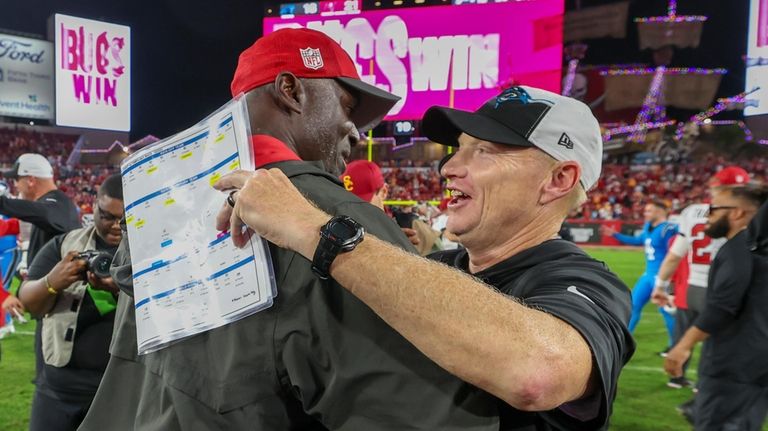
[495,86,554,109]
[300,47,324,70]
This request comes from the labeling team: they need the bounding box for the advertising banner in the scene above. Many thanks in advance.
[746,0,768,116]
[0,34,54,120]
[55,14,131,131]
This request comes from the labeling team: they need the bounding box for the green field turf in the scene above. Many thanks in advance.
[588,248,701,430]
[0,248,764,429]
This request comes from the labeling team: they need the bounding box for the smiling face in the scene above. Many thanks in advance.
[94,195,124,246]
[440,133,555,250]
[294,79,361,176]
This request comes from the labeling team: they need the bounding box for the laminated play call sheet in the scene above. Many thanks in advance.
[120,98,276,354]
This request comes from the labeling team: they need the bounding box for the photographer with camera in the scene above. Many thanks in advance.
[18,174,123,431]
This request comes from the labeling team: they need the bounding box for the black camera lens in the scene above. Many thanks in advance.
[78,250,115,279]
[91,255,113,279]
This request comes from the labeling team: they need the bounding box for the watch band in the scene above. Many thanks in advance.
[311,237,342,280]
[311,216,365,280]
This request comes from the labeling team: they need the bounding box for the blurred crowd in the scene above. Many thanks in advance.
[0,128,76,166]
[0,128,117,215]
[2,128,768,222]
[577,155,768,221]
[378,154,768,222]
[381,167,444,201]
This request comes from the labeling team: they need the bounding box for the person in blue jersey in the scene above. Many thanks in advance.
[604,200,678,345]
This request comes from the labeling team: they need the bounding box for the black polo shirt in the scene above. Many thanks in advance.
[430,239,635,430]
[696,229,768,386]
[0,189,81,266]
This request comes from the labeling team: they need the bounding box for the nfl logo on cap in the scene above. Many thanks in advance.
[300,48,324,70]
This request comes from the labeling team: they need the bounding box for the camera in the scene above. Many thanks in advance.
[77,250,115,279]
[392,209,418,229]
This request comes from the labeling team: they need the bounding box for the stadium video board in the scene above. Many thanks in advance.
[0,34,55,120]
[264,0,564,120]
[746,0,768,116]
[54,14,131,131]
[279,0,362,16]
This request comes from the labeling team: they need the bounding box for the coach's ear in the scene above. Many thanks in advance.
[540,161,580,205]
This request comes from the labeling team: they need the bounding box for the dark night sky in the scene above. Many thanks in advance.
[0,0,750,141]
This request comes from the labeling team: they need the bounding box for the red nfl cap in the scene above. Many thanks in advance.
[340,160,385,202]
[231,28,400,132]
[710,166,750,187]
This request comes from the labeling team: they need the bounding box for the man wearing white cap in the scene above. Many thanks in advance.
[0,153,80,394]
[216,86,635,429]
[0,153,81,267]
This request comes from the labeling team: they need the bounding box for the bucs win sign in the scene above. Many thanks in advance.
[264,0,564,120]
[55,14,131,131]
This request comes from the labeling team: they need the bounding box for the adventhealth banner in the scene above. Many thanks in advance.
[264,0,564,120]
[0,34,54,120]
[55,14,131,131]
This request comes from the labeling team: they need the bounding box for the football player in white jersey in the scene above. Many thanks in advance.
[653,167,751,313]
[651,166,750,414]
[653,203,727,314]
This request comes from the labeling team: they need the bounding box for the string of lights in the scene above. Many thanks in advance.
[602,120,677,142]
[674,88,760,141]
[702,121,754,142]
[633,15,707,23]
[600,67,727,76]
[633,0,707,23]
[562,59,579,97]
[630,66,666,143]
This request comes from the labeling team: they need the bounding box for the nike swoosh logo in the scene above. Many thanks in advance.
[567,285,595,304]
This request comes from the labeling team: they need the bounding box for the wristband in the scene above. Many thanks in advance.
[655,277,670,291]
[44,275,58,295]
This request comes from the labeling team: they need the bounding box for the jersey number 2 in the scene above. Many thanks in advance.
[690,223,712,265]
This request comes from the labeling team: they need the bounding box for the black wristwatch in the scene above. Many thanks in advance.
[311,215,365,280]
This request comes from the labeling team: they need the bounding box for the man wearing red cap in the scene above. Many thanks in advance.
[664,174,768,430]
[81,28,498,431]
[229,28,399,175]
[652,167,750,392]
[341,160,388,208]
[341,160,440,255]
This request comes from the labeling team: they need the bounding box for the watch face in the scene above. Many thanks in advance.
[329,219,357,240]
